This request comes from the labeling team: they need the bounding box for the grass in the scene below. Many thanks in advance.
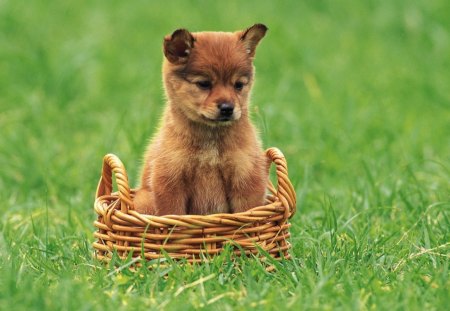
[0,0,449,310]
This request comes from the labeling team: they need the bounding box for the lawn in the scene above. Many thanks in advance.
[0,0,449,310]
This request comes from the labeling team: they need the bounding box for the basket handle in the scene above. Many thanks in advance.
[95,154,133,213]
[266,147,297,218]
[95,150,295,216]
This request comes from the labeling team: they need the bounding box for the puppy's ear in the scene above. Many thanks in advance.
[163,29,195,64]
[239,24,268,57]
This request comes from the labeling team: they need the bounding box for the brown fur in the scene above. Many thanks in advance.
[134,24,268,215]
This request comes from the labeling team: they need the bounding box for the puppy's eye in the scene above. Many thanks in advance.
[234,81,244,91]
[196,80,212,90]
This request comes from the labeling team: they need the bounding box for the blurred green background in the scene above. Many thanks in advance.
[0,0,449,310]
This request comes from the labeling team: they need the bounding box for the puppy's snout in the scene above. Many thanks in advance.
[218,102,234,118]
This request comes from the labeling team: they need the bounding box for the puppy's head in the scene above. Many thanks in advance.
[162,24,267,126]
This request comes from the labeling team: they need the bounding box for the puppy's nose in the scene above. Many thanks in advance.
[218,102,234,118]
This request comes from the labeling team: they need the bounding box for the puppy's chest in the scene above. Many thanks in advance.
[184,144,231,178]
[193,146,221,167]
[185,144,253,176]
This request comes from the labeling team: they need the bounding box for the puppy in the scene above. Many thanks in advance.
[134,24,268,215]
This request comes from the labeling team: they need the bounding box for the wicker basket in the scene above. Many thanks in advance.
[93,147,296,264]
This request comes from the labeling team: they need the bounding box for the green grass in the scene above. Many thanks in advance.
[1,0,449,310]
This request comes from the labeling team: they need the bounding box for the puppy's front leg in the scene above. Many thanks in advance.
[229,172,267,213]
[152,173,187,215]
[134,188,155,214]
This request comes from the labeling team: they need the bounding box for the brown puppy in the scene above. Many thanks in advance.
[134,24,268,215]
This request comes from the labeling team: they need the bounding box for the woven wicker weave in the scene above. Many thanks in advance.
[93,147,296,264]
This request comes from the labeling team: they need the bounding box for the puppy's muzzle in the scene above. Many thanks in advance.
[217,102,234,121]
